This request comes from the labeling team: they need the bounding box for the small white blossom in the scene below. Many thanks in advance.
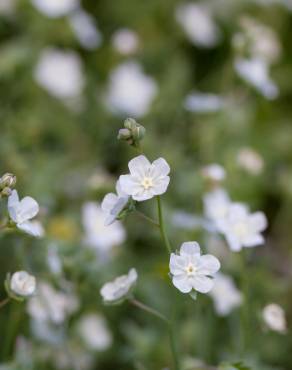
[175,3,220,48]
[100,268,138,304]
[204,188,231,229]
[106,61,157,118]
[112,28,139,55]
[184,92,225,113]
[82,202,126,254]
[8,190,43,237]
[209,273,242,316]
[119,155,170,201]
[202,164,226,182]
[169,242,220,294]
[10,271,36,297]
[263,303,287,333]
[237,147,264,175]
[34,48,84,100]
[101,180,129,226]
[31,0,78,18]
[217,203,267,252]
[77,313,112,351]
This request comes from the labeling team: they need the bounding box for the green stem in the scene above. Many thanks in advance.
[168,324,180,370]
[156,196,172,254]
[135,210,160,228]
[0,297,10,309]
[129,298,169,323]
[239,251,249,355]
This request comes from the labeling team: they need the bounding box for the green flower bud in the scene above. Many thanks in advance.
[124,118,137,131]
[132,124,146,142]
[117,128,132,141]
[0,173,16,190]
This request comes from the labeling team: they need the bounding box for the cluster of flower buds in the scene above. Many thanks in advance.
[0,173,17,197]
[5,271,36,302]
[117,118,146,148]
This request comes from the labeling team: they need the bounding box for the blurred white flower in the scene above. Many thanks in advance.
[34,48,85,100]
[27,282,79,324]
[209,273,242,316]
[263,303,287,333]
[202,164,226,182]
[119,155,170,201]
[31,0,78,18]
[237,147,264,175]
[172,211,205,230]
[101,180,129,226]
[100,268,138,304]
[82,202,126,253]
[0,0,16,15]
[234,57,278,100]
[184,92,225,113]
[204,188,231,229]
[175,3,220,48]
[69,9,102,50]
[8,190,43,237]
[112,28,139,55]
[106,61,157,117]
[77,313,112,351]
[10,271,36,297]
[217,203,267,252]
[169,241,220,294]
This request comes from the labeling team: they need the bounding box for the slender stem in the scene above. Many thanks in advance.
[0,297,10,309]
[130,298,169,323]
[168,324,180,370]
[135,210,160,228]
[239,251,249,355]
[156,196,172,254]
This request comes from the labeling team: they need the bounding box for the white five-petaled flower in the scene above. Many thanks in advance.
[217,203,267,252]
[203,188,231,229]
[8,190,44,237]
[100,268,137,304]
[169,242,220,294]
[101,180,129,226]
[10,271,36,297]
[119,155,170,201]
[262,303,287,334]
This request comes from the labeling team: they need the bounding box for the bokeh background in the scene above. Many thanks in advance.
[0,0,292,369]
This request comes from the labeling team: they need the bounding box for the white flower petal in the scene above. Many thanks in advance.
[243,234,264,247]
[152,176,170,196]
[17,197,39,223]
[169,254,188,275]
[8,190,19,223]
[192,275,214,293]
[226,234,242,252]
[172,275,192,293]
[128,155,151,177]
[119,175,140,196]
[198,255,220,275]
[180,241,201,257]
[250,212,267,232]
[17,221,44,237]
[101,193,118,212]
[152,158,170,177]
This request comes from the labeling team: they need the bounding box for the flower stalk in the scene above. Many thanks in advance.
[0,297,10,309]
[157,196,172,254]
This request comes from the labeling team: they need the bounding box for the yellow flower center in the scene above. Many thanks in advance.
[186,264,196,276]
[141,177,153,190]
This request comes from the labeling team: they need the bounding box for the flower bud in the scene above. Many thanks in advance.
[124,118,137,131]
[117,128,132,141]
[132,124,146,142]
[0,173,16,190]
[5,271,36,301]
[118,118,146,148]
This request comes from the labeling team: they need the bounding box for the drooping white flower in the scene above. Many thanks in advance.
[27,282,79,324]
[217,203,267,252]
[101,180,129,226]
[34,48,84,100]
[119,155,170,202]
[203,188,231,229]
[8,190,43,237]
[262,303,287,333]
[184,92,225,113]
[100,268,137,304]
[69,9,102,50]
[209,273,242,316]
[77,313,112,351]
[175,3,220,48]
[10,271,36,297]
[112,28,139,55]
[169,242,220,294]
[234,57,278,100]
[31,0,78,18]
[202,164,226,182]
[82,202,126,253]
[237,147,264,175]
[106,61,157,118]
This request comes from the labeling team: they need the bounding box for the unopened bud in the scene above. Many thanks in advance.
[0,173,16,190]
[124,118,137,131]
[132,124,146,142]
[119,118,146,148]
[1,187,12,197]
[117,128,132,141]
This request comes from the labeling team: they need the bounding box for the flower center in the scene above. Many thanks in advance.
[186,264,196,276]
[233,222,248,238]
[141,177,153,190]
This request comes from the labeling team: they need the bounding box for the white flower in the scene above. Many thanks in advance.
[209,273,242,316]
[69,9,102,50]
[8,190,43,237]
[82,202,126,253]
[204,188,231,228]
[34,48,84,100]
[77,313,112,351]
[169,242,220,294]
[217,203,267,252]
[202,164,226,182]
[106,61,157,118]
[31,0,78,18]
[262,303,287,333]
[184,92,225,113]
[100,268,137,304]
[112,28,139,55]
[10,271,36,297]
[119,155,170,201]
[175,3,220,48]
[234,57,278,100]
[237,147,264,175]
[27,282,79,324]
[101,180,129,226]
